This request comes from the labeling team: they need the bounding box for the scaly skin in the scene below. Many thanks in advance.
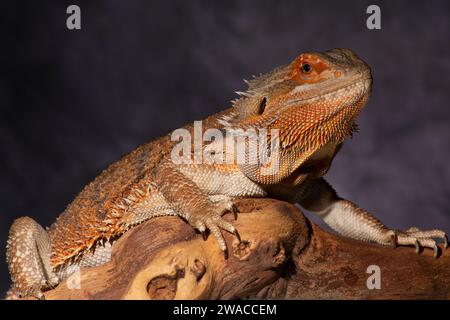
[5,48,448,299]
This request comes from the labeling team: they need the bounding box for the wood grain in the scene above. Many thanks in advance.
[42,198,450,300]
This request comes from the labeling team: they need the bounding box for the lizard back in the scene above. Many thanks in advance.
[47,109,230,267]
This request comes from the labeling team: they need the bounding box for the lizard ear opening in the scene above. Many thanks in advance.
[223,96,268,128]
[257,97,267,115]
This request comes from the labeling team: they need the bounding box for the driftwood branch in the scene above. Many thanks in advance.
[43,198,450,300]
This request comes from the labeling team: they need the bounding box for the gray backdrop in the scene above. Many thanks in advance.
[1,0,449,294]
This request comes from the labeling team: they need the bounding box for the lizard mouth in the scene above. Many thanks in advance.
[286,75,372,108]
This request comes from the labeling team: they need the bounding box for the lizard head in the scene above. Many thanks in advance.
[222,48,372,150]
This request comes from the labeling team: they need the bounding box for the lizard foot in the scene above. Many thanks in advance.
[386,227,448,258]
[5,285,46,300]
[6,216,59,299]
[187,200,240,255]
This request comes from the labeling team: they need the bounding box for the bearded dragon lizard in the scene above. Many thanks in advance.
[5,48,448,299]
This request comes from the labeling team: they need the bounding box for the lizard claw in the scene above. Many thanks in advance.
[233,228,241,243]
[188,201,240,257]
[433,244,440,259]
[219,202,238,219]
[231,207,239,221]
[414,240,420,254]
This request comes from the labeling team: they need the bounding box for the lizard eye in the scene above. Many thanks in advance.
[301,63,312,74]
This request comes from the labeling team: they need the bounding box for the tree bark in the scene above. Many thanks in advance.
[43,198,450,300]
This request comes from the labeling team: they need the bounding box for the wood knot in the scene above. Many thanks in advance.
[272,243,286,267]
[341,266,359,287]
[233,240,252,260]
[190,258,206,281]
[146,261,185,300]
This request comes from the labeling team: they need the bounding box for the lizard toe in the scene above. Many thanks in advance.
[404,228,446,240]
[204,219,227,252]
[216,200,238,220]
[211,213,241,242]
[392,227,445,257]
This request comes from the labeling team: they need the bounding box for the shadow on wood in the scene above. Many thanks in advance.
[43,198,450,300]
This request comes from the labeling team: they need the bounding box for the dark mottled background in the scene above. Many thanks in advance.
[0,0,449,294]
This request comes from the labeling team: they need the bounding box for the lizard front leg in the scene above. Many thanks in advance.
[274,177,448,258]
[6,217,59,299]
[154,159,239,253]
